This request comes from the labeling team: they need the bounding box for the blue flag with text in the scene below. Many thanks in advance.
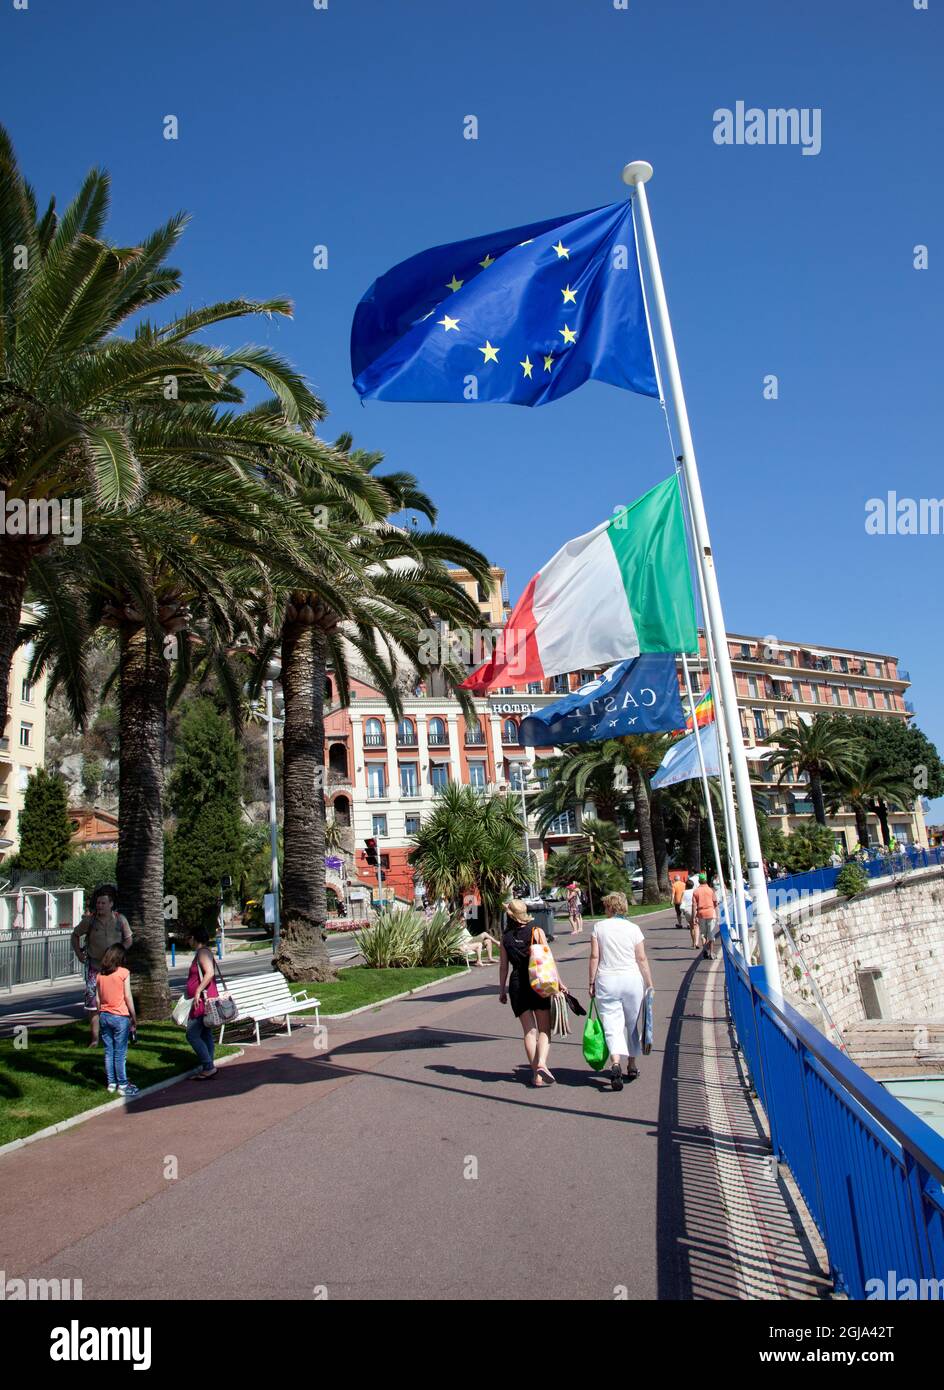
[517,654,683,747]
[351,201,658,406]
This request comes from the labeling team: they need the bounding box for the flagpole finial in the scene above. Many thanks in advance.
[621,161,653,186]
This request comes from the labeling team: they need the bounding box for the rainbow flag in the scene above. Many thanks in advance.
[687,687,715,730]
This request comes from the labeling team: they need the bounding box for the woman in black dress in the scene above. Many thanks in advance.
[499,899,555,1087]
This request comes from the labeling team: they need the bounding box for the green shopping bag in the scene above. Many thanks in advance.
[582,998,608,1071]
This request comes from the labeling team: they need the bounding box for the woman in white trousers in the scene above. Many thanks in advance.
[588,891,654,1092]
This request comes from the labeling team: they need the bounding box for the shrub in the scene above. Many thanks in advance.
[355,908,421,968]
[59,849,118,904]
[416,907,466,967]
[836,863,869,898]
[354,905,464,967]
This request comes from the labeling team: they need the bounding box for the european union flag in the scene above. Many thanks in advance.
[517,654,683,746]
[351,201,658,406]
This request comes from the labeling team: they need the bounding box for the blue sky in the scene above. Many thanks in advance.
[3,0,942,815]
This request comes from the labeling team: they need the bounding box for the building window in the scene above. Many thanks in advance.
[428,717,448,746]
[497,686,514,695]
[502,718,519,743]
[551,674,568,694]
[20,678,32,704]
[839,657,849,674]
[831,686,840,705]
[752,708,766,740]
[775,709,787,728]
[465,718,485,745]
[883,691,891,709]
[367,764,386,799]
[740,642,751,659]
[405,814,421,836]
[547,809,577,836]
[371,814,388,837]
[396,718,416,746]
[364,718,385,747]
[536,765,550,785]
[19,723,32,749]
[430,763,449,792]
[526,681,542,695]
[867,690,876,708]
[747,676,758,698]
[468,761,487,789]
[399,762,418,796]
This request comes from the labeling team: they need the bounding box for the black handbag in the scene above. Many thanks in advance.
[563,988,587,1018]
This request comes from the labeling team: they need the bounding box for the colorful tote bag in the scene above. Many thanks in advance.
[527,927,560,998]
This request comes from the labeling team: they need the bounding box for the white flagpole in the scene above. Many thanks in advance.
[682,485,749,948]
[624,159,781,994]
[680,653,728,925]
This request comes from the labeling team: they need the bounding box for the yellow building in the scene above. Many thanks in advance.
[0,609,47,856]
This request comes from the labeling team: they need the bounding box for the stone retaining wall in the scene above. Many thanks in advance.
[776,869,944,1031]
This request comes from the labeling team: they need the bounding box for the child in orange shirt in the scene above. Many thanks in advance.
[96,945,140,1097]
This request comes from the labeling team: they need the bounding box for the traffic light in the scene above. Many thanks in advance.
[364,838,378,867]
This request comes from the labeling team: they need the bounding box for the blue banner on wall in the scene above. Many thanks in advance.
[517,653,684,746]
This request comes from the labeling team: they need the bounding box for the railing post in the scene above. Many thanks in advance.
[902,1152,937,1282]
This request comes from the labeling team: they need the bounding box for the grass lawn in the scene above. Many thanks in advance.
[0,1021,240,1148]
[289,965,466,1016]
[577,902,672,922]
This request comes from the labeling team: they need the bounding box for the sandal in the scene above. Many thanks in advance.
[537,1067,556,1085]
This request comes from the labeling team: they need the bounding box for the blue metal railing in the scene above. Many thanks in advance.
[721,931,944,1297]
[767,846,944,912]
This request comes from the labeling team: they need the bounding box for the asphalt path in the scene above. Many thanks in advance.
[0,909,829,1300]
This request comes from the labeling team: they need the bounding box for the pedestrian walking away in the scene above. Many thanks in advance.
[184,927,220,1079]
[671,874,686,927]
[693,873,719,960]
[566,880,583,935]
[95,944,139,1097]
[71,884,133,1046]
[681,876,698,949]
[588,891,654,1091]
[499,898,555,1088]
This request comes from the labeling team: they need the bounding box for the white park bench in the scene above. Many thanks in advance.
[218,971,320,1046]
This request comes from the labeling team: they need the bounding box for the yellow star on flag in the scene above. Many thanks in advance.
[552,240,570,259]
[437,314,460,332]
[543,354,554,372]
[479,253,495,269]
[479,341,500,363]
[520,355,533,379]
[559,324,577,345]
[445,274,464,292]
[561,284,577,305]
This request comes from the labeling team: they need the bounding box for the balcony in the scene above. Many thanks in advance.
[465,732,486,746]
[427,735,449,748]
[897,669,911,683]
[363,733,385,748]
[396,733,418,748]
[905,701,915,714]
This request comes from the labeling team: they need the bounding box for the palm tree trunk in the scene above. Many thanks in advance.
[650,786,671,898]
[685,806,702,874]
[809,774,827,826]
[874,800,891,847]
[0,538,31,736]
[116,625,172,1020]
[854,804,869,848]
[629,767,660,904]
[276,618,336,981]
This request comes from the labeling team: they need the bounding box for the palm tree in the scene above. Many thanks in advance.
[763,713,860,826]
[408,784,527,932]
[0,126,326,735]
[570,816,624,916]
[251,444,491,981]
[823,757,913,851]
[531,747,631,830]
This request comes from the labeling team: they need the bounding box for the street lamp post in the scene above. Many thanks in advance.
[510,762,534,897]
[264,677,282,952]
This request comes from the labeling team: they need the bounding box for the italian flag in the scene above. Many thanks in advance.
[463,475,697,693]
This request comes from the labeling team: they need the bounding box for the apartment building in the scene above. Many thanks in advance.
[686,631,926,849]
[0,611,47,855]
[323,560,927,901]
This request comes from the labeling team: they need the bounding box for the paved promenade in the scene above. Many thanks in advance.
[0,911,832,1300]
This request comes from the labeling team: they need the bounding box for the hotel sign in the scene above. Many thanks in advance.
[488,700,536,714]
